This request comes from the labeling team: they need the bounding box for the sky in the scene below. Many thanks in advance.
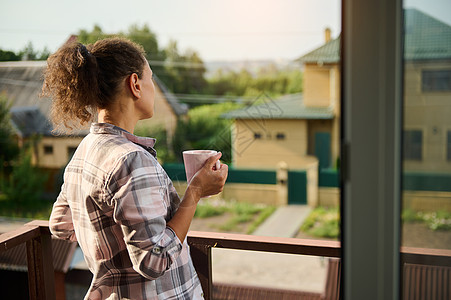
[0,0,450,62]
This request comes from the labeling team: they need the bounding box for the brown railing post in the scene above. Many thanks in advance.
[189,242,213,300]
[25,222,56,300]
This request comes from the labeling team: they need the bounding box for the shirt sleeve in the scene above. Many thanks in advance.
[107,150,183,280]
[49,184,77,242]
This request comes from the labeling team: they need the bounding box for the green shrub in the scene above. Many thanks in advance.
[300,207,340,239]
[418,210,451,231]
[1,149,48,205]
[194,202,227,218]
[194,200,275,234]
[402,209,451,231]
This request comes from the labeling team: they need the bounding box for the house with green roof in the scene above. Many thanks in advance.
[403,8,451,173]
[294,7,451,173]
[222,8,451,207]
[223,28,340,173]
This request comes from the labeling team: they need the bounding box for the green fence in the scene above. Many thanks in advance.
[403,172,451,192]
[317,168,451,192]
[163,164,277,184]
[163,165,451,199]
[319,168,340,187]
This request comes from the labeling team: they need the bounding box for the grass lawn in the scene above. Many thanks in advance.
[191,199,276,235]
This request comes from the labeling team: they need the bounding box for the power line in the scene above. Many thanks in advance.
[0,27,324,37]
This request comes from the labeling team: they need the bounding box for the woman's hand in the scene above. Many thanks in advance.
[188,152,228,199]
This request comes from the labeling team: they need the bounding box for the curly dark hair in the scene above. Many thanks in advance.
[41,37,147,132]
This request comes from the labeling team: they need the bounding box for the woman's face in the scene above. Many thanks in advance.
[136,62,156,120]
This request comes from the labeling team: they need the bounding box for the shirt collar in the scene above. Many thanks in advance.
[90,123,157,157]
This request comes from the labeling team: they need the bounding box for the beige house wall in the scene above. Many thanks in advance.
[303,63,341,169]
[304,65,330,107]
[34,136,84,169]
[232,119,309,169]
[403,61,451,172]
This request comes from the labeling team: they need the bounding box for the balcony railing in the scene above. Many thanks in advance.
[1,221,451,300]
[0,220,55,300]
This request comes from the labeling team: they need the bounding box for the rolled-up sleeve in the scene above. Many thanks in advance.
[49,185,77,242]
[108,151,183,280]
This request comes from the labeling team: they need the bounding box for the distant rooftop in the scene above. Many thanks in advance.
[0,60,186,137]
[10,106,52,137]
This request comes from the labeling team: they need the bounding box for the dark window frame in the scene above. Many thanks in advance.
[447,131,451,161]
[43,145,53,155]
[403,130,423,161]
[421,69,451,92]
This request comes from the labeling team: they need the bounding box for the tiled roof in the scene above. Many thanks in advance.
[222,93,334,120]
[10,106,53,137]
[297,37,340,64]
[296,8,451,63]
[0,61,187,136]
[404,8,451,60]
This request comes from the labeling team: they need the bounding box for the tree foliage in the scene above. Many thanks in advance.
[0,49,21,61]
[1,148,48,204]
[0,41,50,61]
[158,40,208,94]
[205,64,303,98]
[173,102,243,164]
[0,96,47,204]
[0,95,19,165]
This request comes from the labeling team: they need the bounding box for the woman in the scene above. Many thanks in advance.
[43,37,228,299]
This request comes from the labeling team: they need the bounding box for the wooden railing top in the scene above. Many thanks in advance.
[0,220,49,253]
[188,231,341,258]
[0,220,55,300]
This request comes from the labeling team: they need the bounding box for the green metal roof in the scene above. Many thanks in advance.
[222,93,334,120]
[297,37,340,64]
[404,8,451,61]
[296,8,451,63]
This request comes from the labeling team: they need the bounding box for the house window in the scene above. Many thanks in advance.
[447,131,451,161]
[43,145,53,155]
[422,70,451,92]
[67,146,77,160]
[403,130,422,160]
[254,133,262,139]
[276,133,286,140]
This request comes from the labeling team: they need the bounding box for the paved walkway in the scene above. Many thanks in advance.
[213,205,329,293]
[253,205,312,237]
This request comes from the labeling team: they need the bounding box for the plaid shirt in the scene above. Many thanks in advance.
[49,123,203,300]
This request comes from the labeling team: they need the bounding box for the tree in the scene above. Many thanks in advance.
[0,95,47,204]
[77,24,111,44]
[1,148,48,204]
[18,41,38,60]
[0,49,20,61]
[0,95,19,165]
[161,40,208,94]
[205,66,303,98]
[173,102,243,164]
[126,24,161,60]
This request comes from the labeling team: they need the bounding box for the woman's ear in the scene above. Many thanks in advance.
[128,73,141,99]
